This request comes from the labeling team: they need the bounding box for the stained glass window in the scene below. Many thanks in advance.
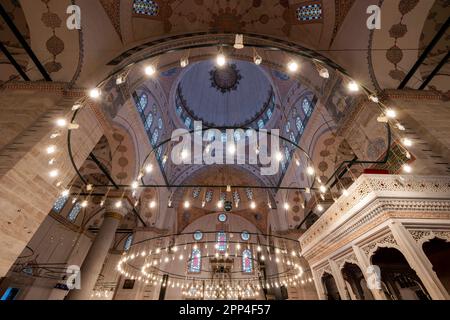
[158,117,163,129]
[68,203,82,222]
[296,117,304,134]
[193,231,203,241]
[124,234,133,251]
[296,3,322,21]
[242,249,253,273]
[285,146,291,161]
[258,119,264,129]
[302,99,312,117]
[205,190,213,203]
[216,232,227,252]
[157,146,163,159]
[144,113,153,131]
[241,231,250,241]
[184,117,192,129]
[290,131,296,143]
[138,94,148,113]
[285,122,291,133]
[189,248,201,273]
[192,187,201,199]
[151,129,159,146]
[245,188,253,201]
[133,0,159,16]
[218,213,227,223]
[52,195,68,213]
[233,191,240,204]
[267,108,273,119]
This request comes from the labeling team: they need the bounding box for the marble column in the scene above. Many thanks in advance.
[388,221,449,300]
[352,245,387,300]
[312,268,326,300]
[66,200,129,300]
[328,260,349,300]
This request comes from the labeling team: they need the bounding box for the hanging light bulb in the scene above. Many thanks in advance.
[115,200,122,208]
[385,109,397,118]
[254,53,263,65]
[276,152,283,162]
[89,88,101,99]
[369,95,379,103]
[348,81,359,92]
[319,185,327,193]
[145,164,153,174]
[184,201,190,209]
[228,143,236,155]
[61,189,70,197]
[131,181,139,189]
[49,170,59,178]
[250,201,256,209]
[306,166,315,176]
[81,200,89,208]
[216,53,226,67]
[180,57,189,68]
[402,164,412,173]
[402,138,413,147]
[149,200,156,209]
[284,202,290,210]
[217,201,223,209]
[56,118,67,127]
[47,145,56,154]
[145,65,156,76]
[317,66,329,79]
[287,61,299,72]
[317,204,324,212]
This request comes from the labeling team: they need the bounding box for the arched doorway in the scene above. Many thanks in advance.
[371,247,430,300]
[341,263,374,300]
[422,238,450,294]
[321,273,340,300]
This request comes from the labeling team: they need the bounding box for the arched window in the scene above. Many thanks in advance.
[216,232,227,252]
[296,3,322,22]
[158,117,163,129]
[245,188,253,201]
[290,132,296,143]
[189,248,202,273]
[242,249,253,273]
[302,99,312,117]
[285,145,291,161]
[138,94,148,113]
[184,117,192,129]
[52,194,68,213]
[296,117,304,134]
[151,129,159,146]
[218,213,227,223]
[266,108,273,119]
[285,122,291,133]
[144,113,153,131]
[193,231,203,241]
[124,234,133,251]
[67,202,82,222]
[257,119,264,129]
[241,231,250,241]
[133,0,159,16]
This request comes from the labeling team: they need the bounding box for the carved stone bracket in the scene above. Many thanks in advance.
[362,233,399,258]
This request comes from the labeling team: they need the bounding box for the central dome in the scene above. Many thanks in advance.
[176,60,274,128]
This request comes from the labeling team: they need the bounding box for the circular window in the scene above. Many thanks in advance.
[241,231,250,241]
[218,213,227,223]
[193,231,203,241]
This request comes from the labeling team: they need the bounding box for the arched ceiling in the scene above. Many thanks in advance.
[177,60,273,127]
[1,0,445,94]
